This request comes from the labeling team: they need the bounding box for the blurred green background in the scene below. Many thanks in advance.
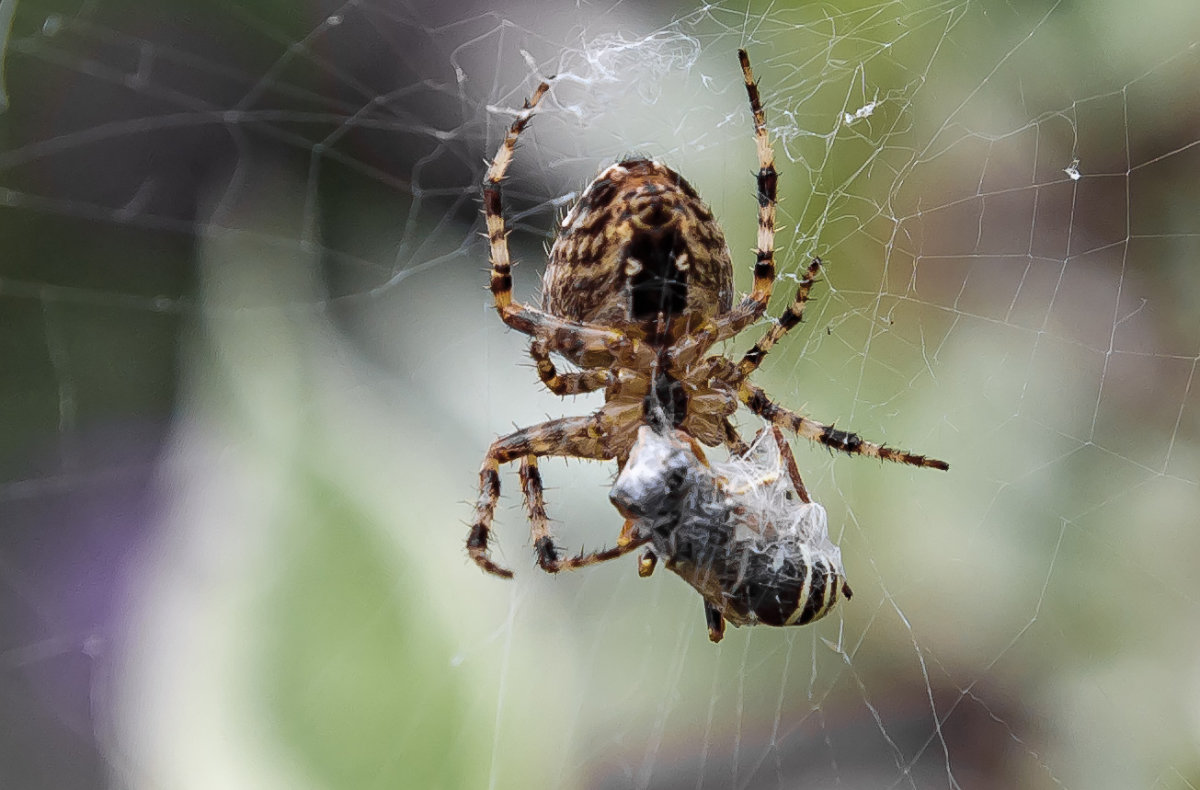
[2,0,1198,787]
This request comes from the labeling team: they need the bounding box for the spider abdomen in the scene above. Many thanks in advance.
[542,158,734,331]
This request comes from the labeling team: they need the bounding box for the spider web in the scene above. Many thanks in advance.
[2,0,1198,787]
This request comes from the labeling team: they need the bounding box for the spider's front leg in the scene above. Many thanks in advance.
[710,49,779,339]
[482,76,649,371]
[739,382,950,470]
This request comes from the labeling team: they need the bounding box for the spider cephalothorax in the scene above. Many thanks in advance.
[467,51,947,607]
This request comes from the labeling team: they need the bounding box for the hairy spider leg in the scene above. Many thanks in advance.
[737,48,777,321]
[770,425,812,504]
[469,415,605,577]
[481,81,648,369]
[668,48,782,348]
[739,382,950,470]
[520,456,649,572]
[469,414,651,577]
[530,339,610,395]
[734,257,823,381]
[722,418,750,456]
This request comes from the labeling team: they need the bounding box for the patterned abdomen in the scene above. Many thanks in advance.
[542,158,734,329]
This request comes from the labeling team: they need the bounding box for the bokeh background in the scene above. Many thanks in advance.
[2,0,1198,787]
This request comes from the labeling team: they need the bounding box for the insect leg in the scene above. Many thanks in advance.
[704,601,726,643]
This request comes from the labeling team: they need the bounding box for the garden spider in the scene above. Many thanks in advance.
[469,50,948,579]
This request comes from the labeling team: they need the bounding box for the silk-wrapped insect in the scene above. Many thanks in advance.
[610,419,852,642]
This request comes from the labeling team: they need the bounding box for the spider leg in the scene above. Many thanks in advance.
[771,425,812,504]
[722,418,751,457]
[470,413,648,577]
[654,52,777,357]
[483,80,548,317]
[469,415,606,577]
[530,340,610,395]
[735,257,822,382]
[468,454,515,578]
[482,81,648,369]
[739,382,950,470]
[500,295,643,369]
[735,49,778,323]
[521,455,649,572]
[720,427,789,494]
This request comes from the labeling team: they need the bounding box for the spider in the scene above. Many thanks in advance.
[610,417,851,642]
[469,49,948,580]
